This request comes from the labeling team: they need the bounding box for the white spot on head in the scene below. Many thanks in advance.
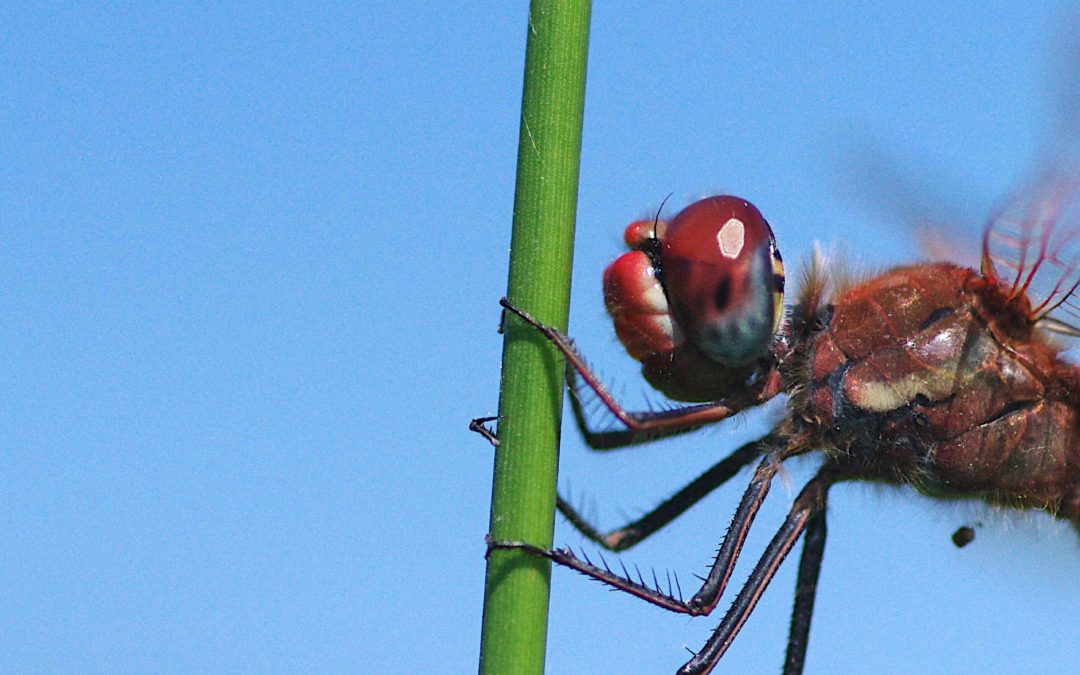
[717,218,745,259]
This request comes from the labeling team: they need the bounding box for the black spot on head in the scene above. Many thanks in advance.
[919,307,955,331]
[639,236,662,257]
[640,238,664,282]
[773,273,785,294]
[714,276,731,311]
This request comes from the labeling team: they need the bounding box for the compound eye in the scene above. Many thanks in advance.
[660,196,784,366]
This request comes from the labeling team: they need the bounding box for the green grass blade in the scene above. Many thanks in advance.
[478,1,592,673]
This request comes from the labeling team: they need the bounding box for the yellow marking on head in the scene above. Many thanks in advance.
[770,243,785,333]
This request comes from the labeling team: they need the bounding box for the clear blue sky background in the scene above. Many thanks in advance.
[3,3,1079,674]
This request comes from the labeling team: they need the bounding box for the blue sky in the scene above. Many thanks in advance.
[3,3,1079,674]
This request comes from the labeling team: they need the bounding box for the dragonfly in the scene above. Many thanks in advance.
[485,175,1080,673]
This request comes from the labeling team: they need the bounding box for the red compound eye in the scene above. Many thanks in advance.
[660,196,784,366]
[603,195,784,381]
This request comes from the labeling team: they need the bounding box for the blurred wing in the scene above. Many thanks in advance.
[981,164,1080,331]
[917,222,980,269]
[846,142,983,268]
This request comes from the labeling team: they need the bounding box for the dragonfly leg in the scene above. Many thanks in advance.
[678,468,837,675]
[783,503,828,675]
[500,297,781,451]
[556,435,767,550]
[488,438,801,618]
[468,416,500,447]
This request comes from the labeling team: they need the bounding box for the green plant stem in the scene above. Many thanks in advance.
[478,2,591,674]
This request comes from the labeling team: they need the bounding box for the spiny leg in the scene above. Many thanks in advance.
[466,387,713,452]
[564,367,782,450]
[488,436,800,616]
[678,469,836,675]
[469,416,500,447]
[501,297,781,447]
[783,503,828,675]
[466,412,756,551]
[565,370,728,449]
[556,435,766,550]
